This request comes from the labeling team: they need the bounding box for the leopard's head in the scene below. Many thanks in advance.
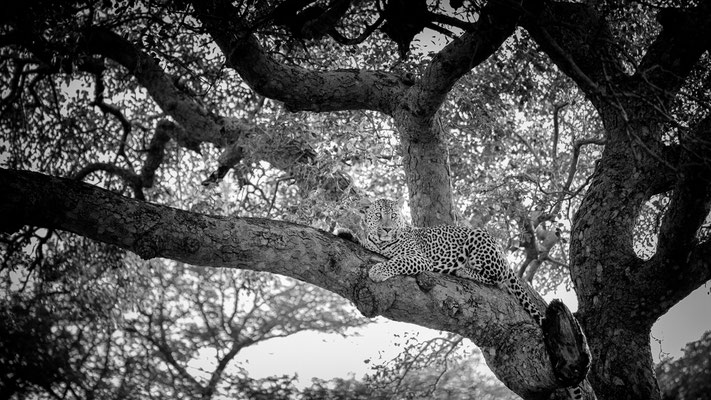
[361,198,407,244]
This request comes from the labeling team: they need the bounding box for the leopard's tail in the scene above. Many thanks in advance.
[505,272,587,399]
[502,269,544,326]
[509,272,591,399]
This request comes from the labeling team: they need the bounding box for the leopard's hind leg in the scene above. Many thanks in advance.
[501,270,544,325]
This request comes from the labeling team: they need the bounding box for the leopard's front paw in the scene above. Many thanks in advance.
[368,263,391,282]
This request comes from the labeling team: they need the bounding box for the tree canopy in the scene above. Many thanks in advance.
[1,1,710,399]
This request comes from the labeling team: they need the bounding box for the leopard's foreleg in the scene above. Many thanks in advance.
[368,255,432,282]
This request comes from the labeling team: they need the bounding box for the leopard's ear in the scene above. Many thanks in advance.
[355,197,372,214]
[395,196,406,209]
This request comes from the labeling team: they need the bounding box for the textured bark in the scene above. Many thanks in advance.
[1,167,576,399]
[566,107,711,400]
[568,127,659,400]
[6,1,710,398]
[519,2,711,399]
[392,0,521,225]
[188,3,711,398]
[393,109,455,226]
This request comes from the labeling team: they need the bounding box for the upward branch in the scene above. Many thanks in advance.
[80,26,231,145]
[191,0,409,115]
[390,0,523,225]
[409,0,522,122]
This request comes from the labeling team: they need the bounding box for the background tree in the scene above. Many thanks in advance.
[0,233,368,399]
[365,332,519,399]
[1,0,710,399]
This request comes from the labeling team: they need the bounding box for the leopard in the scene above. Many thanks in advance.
[351,198,586,399]
[358,197,544,325]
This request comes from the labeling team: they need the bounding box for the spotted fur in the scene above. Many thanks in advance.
[361,199,586,399]
[362,198,543,325]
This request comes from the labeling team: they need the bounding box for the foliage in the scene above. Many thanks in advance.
[1,227,367,399]
[655,331,711,400]
[364,331,518,400]
[301,377,391,400]
[0,231,138,399]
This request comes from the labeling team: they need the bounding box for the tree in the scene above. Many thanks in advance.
[1,1,710,399]
[365,332,519,399]
[0,232,367,399]
[116,263,366,400]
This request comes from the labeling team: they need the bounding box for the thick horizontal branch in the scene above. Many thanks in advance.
[191,0,409,115]
[0,168,567,399]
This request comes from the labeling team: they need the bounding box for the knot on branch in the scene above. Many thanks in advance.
[415,271,436,292]
[542,299,591,387]
[181,237,201,254]
[354,284,378,318]
[442,296,461,318]
[135,236,161,260]
[353,278,395,318]
[324,251,345,274]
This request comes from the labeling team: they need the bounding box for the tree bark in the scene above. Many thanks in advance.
[392,0,522,226]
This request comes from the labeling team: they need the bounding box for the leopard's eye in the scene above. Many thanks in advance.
[375,212,381,219]
[391,213,397,218]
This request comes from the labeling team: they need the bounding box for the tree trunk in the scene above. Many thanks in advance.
[394,108,455,226]
[570,115,671,400]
